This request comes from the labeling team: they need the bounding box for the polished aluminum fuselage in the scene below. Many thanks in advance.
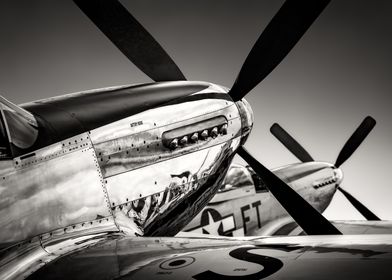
[0,81,253,279]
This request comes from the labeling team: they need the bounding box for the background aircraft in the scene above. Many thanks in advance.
[184,116,380,236]
[184,162,339,236]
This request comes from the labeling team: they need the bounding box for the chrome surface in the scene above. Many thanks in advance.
[235,98,254,145]
[144,137,241,236]
[111,137,241,236]
[190,133,198,142]
[334,167,344,185]
[0,82,242,245]
[220,124,228,135]
[89,90,241,178]
[26,235,392,280]
[0,81,246,279]
[180,136,188,145]
[162,116,228,148]
[0,231,114,280]
[0,133,113,244]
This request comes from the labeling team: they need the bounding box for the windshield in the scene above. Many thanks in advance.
[0,112,11,159]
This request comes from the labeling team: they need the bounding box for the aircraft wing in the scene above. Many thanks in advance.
[26,234,392,280]
[258,219,392,236]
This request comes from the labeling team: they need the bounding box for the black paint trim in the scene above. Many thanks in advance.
[18,82,232,154]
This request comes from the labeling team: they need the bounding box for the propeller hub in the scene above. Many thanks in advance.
[236,98,254,145]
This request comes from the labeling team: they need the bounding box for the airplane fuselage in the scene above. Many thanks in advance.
[0,81,253,249]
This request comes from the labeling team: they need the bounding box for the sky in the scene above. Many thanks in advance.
[0,0,391,220]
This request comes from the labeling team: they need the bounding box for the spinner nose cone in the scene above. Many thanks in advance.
[333,167,344,186]
[236,98,254,145]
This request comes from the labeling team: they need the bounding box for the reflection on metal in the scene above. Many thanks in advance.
[191,133,198,142]
[201,130,208,139]
[235,98,253,145]
[162,116,227,148]
[22,234,392,280]
[0,139,112,244]
[108,138,241,236]
[90,99,241,178]
[0,81,252,280]
[145,137,241,236]
[11,133,92,170]
[0,229,114,280]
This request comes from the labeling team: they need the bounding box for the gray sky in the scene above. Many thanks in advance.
[0,0,391,220]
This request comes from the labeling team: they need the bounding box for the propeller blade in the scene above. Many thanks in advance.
[337,186,380,221]
[237,146,341,235]
[74,0,186,82]
[335,116,376,168]
[228,0,330,101]
[270,123,314,162]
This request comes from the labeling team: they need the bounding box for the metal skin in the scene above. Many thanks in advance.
[271,220,392,236]
[26,234,392,280]
[0,81,253,280]
[183,162,343,236]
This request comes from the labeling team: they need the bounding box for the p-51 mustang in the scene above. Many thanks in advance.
[1,0,391,279]
[184,117,381,237]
